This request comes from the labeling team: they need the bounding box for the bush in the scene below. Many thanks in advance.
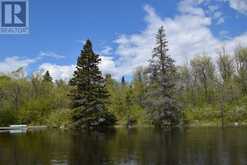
[45,109,72,128]
[18,98,53,125]
[184,105,220,124]
[0,110,17,126]
[225,106,247,123]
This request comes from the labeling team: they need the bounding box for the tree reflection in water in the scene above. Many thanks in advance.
[0,128,247,165]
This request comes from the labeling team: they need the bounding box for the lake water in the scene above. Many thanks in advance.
[0,127,247,165]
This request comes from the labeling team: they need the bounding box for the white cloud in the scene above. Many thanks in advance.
[76,40,86,44]
[0,56,35,74]
[213,11,224,25]
[39,51,65,59]
[208,5,219,13]
[39,63,75,81]
[206,3,224,25]
[100,46,113,55]
[178,0,206,16]
[36,1,247,81]
[0,50,65,76]
[222,32,247,53]
[228,0,247,14]
[99,55,119,79]
[216,17,225,24]
[108,3,216,77]
[213,11,222,19]
[100,2,247,79]
[38,55,120,81]
[38,56,119,81]
[219,30,231,39]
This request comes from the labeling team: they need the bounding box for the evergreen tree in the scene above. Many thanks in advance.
[43,71,53,83]
[69,40,116,129]
[121,76,126,86]
[144,26,180,127]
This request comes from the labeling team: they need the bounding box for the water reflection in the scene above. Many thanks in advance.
[0,128,247,165]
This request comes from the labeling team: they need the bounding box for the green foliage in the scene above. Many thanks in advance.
[144,26,181,127]
[69,40,116,129]
[190,55,215,103]
[184,101,247,126]
[184,105,220,123]
[43,71,53,83]
[177,46,247,126]
[0,70,71,127]
[45,109,72,128]
[235,47,247,95]
[217,48,234,83]
[0,110,17,127]
[18,97,54,124]
[2,32,247,130]
[106,73,149,126]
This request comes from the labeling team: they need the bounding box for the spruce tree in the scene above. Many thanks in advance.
[43,71,53,83]
[144,26,180,127]
[69,40,116,129]
[121,76,126,86]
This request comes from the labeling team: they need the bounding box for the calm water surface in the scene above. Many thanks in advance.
[0,127,247,165]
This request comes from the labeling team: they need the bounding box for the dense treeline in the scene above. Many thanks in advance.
[0,69,71,127]
[1,26,247,128]
[178,46,247,126]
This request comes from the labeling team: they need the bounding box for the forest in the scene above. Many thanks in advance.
[1,26,247,129]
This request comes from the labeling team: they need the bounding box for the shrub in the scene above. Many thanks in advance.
[45,109,72,128]
[0,110,17,126]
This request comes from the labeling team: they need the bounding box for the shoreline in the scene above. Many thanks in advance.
[1,122,246,132]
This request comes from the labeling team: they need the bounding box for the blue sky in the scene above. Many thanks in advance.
[0,0,247,80]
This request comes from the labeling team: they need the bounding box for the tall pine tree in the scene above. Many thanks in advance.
[121,76,126,86]
[43,71,53,83]
[144,26,180,127]
[69,40,116,129]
